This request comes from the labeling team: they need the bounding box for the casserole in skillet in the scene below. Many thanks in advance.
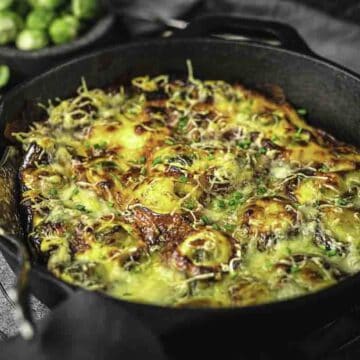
[14,62,360,307]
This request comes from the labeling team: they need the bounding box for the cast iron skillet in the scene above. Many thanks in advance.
[2,14,360,356]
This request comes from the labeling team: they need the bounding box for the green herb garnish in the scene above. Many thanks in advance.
[297,108,307,116]
[223,224,236,232]
[290,264,300,274]
[177,116,189,131]
[336,198,349,206]
[152,156,163,166]
[179,175,188,183]
[236,139,251,149]
[326,249,338,257]
[212,223,221,231]
[138,156,146,164]
[183,199,196,210]
[93,141,107,150]
[216,199,226,209]
[258,147,267,155]
[48,188,58,197]
[200,215,212,225]
[75,204,87,212]
[257,186,267,195]
[71,187,80,197]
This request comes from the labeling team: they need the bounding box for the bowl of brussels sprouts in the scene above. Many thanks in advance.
[0,0,116,82]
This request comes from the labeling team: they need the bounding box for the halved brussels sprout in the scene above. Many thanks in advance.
[178,229,233,268]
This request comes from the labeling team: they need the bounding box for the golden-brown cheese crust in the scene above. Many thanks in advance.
[14,72,360,307]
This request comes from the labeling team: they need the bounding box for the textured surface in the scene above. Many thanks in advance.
[1,0,360,344]
[15,75,360,308]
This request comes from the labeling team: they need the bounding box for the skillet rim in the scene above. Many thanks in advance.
[3,37,360,316]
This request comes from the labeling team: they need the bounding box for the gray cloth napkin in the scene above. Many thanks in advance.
[205,0,360,73]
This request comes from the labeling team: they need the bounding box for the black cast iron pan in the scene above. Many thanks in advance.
[2,14,360,357]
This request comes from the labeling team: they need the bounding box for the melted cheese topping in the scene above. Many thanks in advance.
[14,67,360,308]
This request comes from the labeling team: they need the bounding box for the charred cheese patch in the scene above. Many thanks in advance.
[14,67,360,308]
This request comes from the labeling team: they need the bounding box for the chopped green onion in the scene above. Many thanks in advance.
[336,198,349,206]
[236,139,251,149]
[200,215,212,225]
[223,224,236,232]
[93,141,107,150]
[326,249,337,257]
[177,116,189,131]
[212,223,221,231]
[297,108,307,116]
[138,156,146,164]
[75,204,86,212]
[71,187,79,196]
[233,191,243,200]
[257,186,267,195]
[271,135,279,142]
[258,147,267,154]
[179,175,188,183]
[183,199,196,210]
[152,156,163,166]
[48,188,58,196]
[216,199,226,209]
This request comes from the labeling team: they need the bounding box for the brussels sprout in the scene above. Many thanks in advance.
[0,0,13,11]
[16,29,48,51]
[0,11,23,45]
[26,9,55,30]
[27,0,65,10]
[72,0,101,20]
[49,15,79,45]
[0,65,10,88]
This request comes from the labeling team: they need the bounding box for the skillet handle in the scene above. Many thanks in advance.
[177,14,314,56]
